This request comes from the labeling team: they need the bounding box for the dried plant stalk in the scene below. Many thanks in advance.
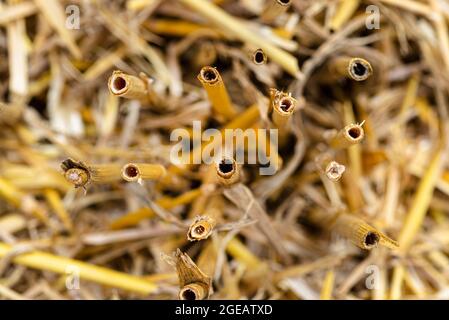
[169,249,212,300]
[187,216,216,241]
[260,0,291,23]
[315,154,346,182]
[269,88,297,144]
[215,157,241,187]
[61,159,122,188]
[108,70,157,103]
[0,242,157,295]
[330,123,365,149]
[320,270,335,300]
[329,57,373,81]
[329,0,360,32]
[324,161,346,182]
[179,0,300,77]
[121,163,167,182]
[198,66,237,120]
[398,146,446,252]
[331,213,399,250]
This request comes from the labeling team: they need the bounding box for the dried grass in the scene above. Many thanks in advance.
[0,0,449,300]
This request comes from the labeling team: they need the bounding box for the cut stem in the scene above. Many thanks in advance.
[330,123,365,149]
[330,56,373,81]
[187,216,216,241]
[260,0,291,23]
[61,159,122,188]
[269,88,297,145]
[332,213,399,250]
[168,249,211,300]
[215,157,241,187]
[108,70,157,104]
[198,66,237,121]
[121,163,167,182]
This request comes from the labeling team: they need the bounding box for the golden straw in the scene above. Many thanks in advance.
[108,70,157,103]
[170,249,211,300]
[269,88,297,145]
[187,216,216,241]
[215,157,241,187]
[330,56,373,81]
[332,213,399,250]
[61,159,122,188]
[121,163,167,182]
[0,242,157,295]
[330,123,365,149]
[179,0,300,77]
[329,0,360,32]
[198,66,237,121]
[261,0,291,23]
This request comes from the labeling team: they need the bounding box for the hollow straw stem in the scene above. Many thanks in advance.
[260,0,291,23]
[329,0,360,32]
[89,163,123,184]
[331,213,399,250]
[179,0,300,77]
[108,70,153,102]
[330,56,373,81]
[121,163,167,182]
[187,216,216,241]
[172,249,211,300]
[215,157,241,187]
[330,123,365,149]
[61,159,122,187]
[0,242,157,295]
[269,88,297,145]
[179,282,209,300]
[324,161,346,182]
[198,66,237,121]
[252,48,267,65]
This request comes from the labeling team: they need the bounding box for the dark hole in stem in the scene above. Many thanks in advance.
[195,225,205,235]
[181,289,197,300]
[113,76,127,91]
[280,98,293,112]
[279,0,291,4]
[365,232,379,246]
[219,160,234,174]
[348,127,361,139]
[202,69,217,81]
[254,51,265,64]
[125,165,139,178]
[352,62,367,77]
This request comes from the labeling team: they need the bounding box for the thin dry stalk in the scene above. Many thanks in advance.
[215,157,241,187]
[198,66,237,120]
[179,0,301,77]
[167,249,212,300]
[61,159,122,188]
[187,216,216,241]
[121,163,167,182]
[269,88,298,145]
[329,56,373,81]
[108,70,158,104]
[260,0,291,23]
[330,123,365,149]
